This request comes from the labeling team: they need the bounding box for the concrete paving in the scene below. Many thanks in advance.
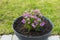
[0,35,12,40]
[12,35,19,40]
[48,35,60,40]
[0,35,60,40]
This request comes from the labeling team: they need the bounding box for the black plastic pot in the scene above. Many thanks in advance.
[13,16,53,40]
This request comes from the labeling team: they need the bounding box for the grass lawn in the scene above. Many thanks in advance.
[0,0,60,35]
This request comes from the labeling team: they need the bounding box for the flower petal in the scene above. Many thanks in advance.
[32,23,36,28]
[40,22,45,26]
[33,9,40,13]
[21,19,26,24]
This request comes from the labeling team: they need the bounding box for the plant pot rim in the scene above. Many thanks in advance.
[13,16,54,38]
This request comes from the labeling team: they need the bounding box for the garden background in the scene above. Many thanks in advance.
[0,0,60,35]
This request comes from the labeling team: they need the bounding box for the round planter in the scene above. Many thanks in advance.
[13,16,53,40]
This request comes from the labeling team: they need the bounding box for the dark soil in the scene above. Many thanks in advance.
[13,16,52,36]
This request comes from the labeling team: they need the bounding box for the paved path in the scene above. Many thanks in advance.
[0,35,60,40]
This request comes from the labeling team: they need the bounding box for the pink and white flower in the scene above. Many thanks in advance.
[32,23,36,28]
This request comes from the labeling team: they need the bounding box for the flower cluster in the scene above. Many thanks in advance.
[21,9,45,32]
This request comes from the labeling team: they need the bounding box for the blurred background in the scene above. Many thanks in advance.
[0,0,60,35]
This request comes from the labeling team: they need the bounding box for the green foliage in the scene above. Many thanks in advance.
[30,18,34,23]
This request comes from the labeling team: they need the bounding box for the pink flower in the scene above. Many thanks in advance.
[33,9,40,13]
[40,22,45,26]
[23,13,31,18]
[32,23,36,28]
[31,16,38,19]
[34,20,38,25]
[31,16,35,18]
[21,19,26,24]
[37,18,41,21]
[34,16,38,19]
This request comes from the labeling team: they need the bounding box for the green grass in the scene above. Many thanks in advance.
[0,0,60,35]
